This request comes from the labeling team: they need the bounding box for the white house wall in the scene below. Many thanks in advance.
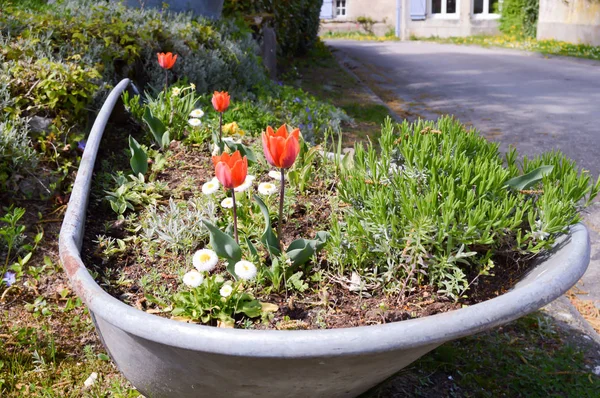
[537,0,600,45]
[319,0,499,38]
[407,0,499,38]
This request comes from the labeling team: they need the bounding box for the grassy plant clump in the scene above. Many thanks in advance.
[332,117,599,299]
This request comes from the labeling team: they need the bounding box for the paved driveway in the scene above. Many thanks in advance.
[328,40,600,303]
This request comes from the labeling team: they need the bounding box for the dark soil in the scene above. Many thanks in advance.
[78,128,541,331]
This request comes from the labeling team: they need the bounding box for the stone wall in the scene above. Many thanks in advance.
[537,0,600,45]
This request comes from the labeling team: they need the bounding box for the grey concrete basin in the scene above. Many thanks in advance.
[59,79,591,397]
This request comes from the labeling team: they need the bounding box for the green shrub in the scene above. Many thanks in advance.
[330,117,599,299]
[499,0,539,38]
[223,0,323,58]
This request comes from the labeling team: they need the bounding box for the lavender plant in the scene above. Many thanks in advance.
[333,117,600,299]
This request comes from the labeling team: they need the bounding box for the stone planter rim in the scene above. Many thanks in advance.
[59,78,591,359]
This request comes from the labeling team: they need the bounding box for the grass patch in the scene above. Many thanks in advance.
[341,103,390,124]
[321,31,399,42]
[365,313,600,397]
[416,34,600,61]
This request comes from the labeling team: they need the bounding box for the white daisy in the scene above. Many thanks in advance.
[171,87,181,96]
[234,260,257,280]
[219,284,233,297]
[214,274,225,283]
[190,83,196,90]
[268,170,283,181]
[188,118,202,127]
[182,270,204,287]
[257,182,278,195]
[234,175,256,192]
[189,108,204,118]
[192,249,218,272]
[202,179,220,195]
[221,197,234,209]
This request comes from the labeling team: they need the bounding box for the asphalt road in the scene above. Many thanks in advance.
[328,40,600,303]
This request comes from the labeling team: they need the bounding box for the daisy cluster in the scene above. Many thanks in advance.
[200,171,282,209]
[188,108,205,128]
[182,248,258,296]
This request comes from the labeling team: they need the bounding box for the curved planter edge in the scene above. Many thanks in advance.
[59,79,591,397]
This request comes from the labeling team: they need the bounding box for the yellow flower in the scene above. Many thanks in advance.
[222,121,246,137]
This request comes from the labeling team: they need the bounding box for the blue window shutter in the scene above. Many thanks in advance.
[411,0,427,20]
[320,0,334,19]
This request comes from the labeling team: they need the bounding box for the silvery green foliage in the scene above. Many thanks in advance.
[0,78,13,118]
[138,197,216,254]
[0,119,39,177]
[58,0,266,95]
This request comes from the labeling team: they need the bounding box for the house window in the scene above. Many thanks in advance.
[336,0,347,16]
[431,0,457,14]
[474,0,499,14]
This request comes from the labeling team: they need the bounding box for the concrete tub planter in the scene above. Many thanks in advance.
[59,80,591,397]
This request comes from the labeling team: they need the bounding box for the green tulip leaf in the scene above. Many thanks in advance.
[245,236,258,258]
[201,220,242,264]
[286,231,329,267]
[224,141,257,164]
[161,130,171,150]
[253,194,281,256]
[506,165,554,191]
[235,297,262,318]
[128,135,148,176]
[143,107,167,149]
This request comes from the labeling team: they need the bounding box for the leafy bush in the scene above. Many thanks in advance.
[331,117,599,299]
[5,57,101,122]
[223,0,323,58]
[499,0,539,38]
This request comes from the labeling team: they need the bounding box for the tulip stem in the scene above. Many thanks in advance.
[164,70,168,93]
[231,189,239,244]
[219,112,223,145]
[278,168,285,246]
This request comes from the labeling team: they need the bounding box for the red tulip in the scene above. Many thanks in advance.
[157,52,177,70]
[212,91,230,113]
[262,125,301,169]
[212,151,248,189]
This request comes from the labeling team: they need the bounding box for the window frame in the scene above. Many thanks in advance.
[429,0,460,19]
[335,0,348,18]
[472,0,501,19]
